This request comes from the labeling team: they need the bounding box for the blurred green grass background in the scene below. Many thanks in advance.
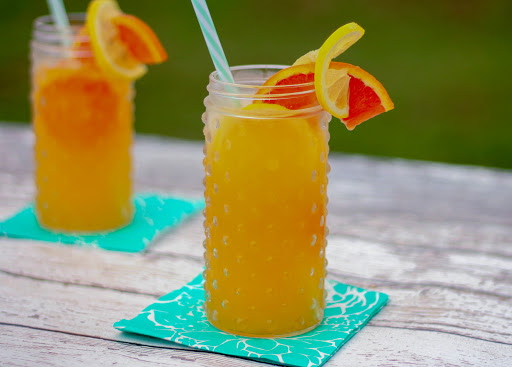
[1,0,511,168]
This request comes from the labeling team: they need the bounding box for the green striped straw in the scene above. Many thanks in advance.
[191,0,237,87]
[46,0,71,46]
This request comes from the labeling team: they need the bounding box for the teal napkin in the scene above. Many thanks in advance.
[114,273,388,367]
[0,194,204,252]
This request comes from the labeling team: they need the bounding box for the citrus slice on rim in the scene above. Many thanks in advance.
[86,0,147,80]
[330,62,394,130]
[309,23,365,119]
[112,14,167,64]
[293,50,319,66]
[256,63,348,113]
[256,63,316,110]
[294,22,364,67]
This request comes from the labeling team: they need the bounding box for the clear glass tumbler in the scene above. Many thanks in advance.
[202,65,331,337]
[31,14,134,232]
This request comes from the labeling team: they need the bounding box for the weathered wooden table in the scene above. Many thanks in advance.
[1,123,511,366]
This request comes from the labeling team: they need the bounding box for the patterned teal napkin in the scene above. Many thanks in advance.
[114,273,388,367]
[0,194,204,252]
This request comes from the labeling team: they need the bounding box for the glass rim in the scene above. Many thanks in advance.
[209,64,315,89]
[33,13,86,37]
[32,13,92,58]
[208,64,316,99]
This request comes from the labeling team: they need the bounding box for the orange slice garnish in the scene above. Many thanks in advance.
[86,0,147,80]
[292,22,393,128]
[310,23,364,119]
[330,62,394,130]
[256,63,348,114]
[257,61,393,129]
[112,14,167,64]
[256,63,316,110]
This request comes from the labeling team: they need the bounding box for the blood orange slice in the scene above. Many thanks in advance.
[256,63,347,111]
[112,14,167,64]
[257,62,393,128]
[256,63,316,110]
[330,62,394,130]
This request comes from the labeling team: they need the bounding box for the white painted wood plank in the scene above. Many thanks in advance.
[2,123,511,257]
[4,233,512,303]
[2,171,511,260]
[2,123,512,365]
[326,156,512,226]
[1,322,511,367]
[1,123,511,226]
[0,271,156,342]
[325,236,512,298]
[0,238,203,296]
[327,216,512,257]
[151,222,512,300]
[1,241,511,344]
[0,324,261,367]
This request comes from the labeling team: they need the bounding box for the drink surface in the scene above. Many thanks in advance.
[203,106,329,337]
[32,58,134,232]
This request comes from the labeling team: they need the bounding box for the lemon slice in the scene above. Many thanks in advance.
[319,67,350,117]
[86,0,147,80]
[315,23,364,118]
[294,23,364,119]
[292,49,319,66]
[294,23,364,67]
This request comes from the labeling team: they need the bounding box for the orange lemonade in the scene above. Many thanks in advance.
[203,66,330,337]
[200,22,394,337]
[32,59,134,232]
[31,0,167,232]
[196,17,394,337]
[31,15,134,232]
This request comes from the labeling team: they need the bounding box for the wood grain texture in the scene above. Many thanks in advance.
[0,325,261,367]
[2,324,510,367]
[1,123,511,366]
[1,239,511,345]
[2,123,511,251]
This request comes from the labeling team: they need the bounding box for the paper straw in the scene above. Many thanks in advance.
[46,0,71,47]
[191,0,236,86]
[46,0,70,30]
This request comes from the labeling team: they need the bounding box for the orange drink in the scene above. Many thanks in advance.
[203,66,330,337]
[30,0,167,233]
[195,16,393,338]
[31,14,134,232]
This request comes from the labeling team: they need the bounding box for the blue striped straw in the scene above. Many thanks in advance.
[191,0,236,86]
[46,0,71,46]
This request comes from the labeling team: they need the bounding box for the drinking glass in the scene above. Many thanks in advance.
[31,14,134,232]
[202,65,330,337]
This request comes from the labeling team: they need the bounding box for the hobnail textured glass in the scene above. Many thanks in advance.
[202,65,331,338]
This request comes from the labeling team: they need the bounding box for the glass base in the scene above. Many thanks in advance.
[38,220,132,235]
[36,210,134,235]
[206,315,322,338]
